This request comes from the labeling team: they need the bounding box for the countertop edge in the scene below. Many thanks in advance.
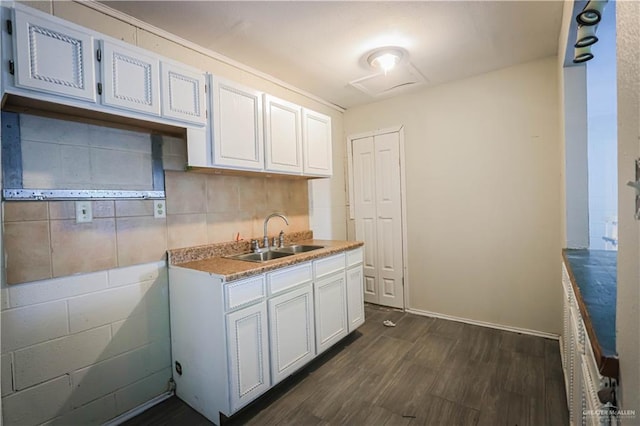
[172,240,364,282]
[562,249,619,379]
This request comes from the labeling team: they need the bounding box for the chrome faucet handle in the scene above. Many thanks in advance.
[278,230,285,248]
[271,237,278,248]
[250,239,260,252]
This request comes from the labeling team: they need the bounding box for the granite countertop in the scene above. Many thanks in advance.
[563,249,618,378]
[169,236,363,282]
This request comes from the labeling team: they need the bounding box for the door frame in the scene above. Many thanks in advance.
[346,125,410,310]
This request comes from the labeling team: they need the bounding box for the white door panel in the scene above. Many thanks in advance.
[352,132,404,308]
[268,284,315,384]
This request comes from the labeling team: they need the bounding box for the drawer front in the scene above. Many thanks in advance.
[314,253,346,279]
[224,275,266,311]
[346,247,363,267]
[267,262,312,295]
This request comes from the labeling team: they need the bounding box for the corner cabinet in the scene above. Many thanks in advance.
[211,77,264,170]
[168,246,364,424]
[12,7,97,103]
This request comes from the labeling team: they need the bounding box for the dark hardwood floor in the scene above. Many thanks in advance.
[123,304,569,426]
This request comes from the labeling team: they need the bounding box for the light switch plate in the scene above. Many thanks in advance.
[75,201,93,223]
[154,200,166,218]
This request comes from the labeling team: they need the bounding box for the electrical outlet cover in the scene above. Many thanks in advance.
[154,200,166,218]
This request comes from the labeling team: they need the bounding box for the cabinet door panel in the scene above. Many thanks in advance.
[102,41,160,116]
[314,272,348,354]
[212,79,264,170]
[303,109,332,176]
[264,95,302,174]
[226,302,270,412]
[161,62,206,125]
[13,9,96,102]
[268,284,315,384]
[346,265,365,332]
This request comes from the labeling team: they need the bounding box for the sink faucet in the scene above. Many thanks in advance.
[263,213,289,248]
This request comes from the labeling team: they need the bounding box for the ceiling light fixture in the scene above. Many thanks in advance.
[576,0,607,26]
[367,47,407,74]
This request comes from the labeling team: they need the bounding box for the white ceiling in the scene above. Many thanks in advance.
[99,1,564,109]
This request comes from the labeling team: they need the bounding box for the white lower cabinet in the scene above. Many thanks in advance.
[169,246,364,425]
[314,271,348,354]
[346,265,365,332]
[226,301,270,412]
[268,284,315,384]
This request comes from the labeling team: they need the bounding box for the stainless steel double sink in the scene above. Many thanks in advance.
[226,245,325,263]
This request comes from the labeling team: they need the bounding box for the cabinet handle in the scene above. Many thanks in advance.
[97,82,102,95]
[8,60,14,76]
[6,19,12,35]
[96,48,101,62]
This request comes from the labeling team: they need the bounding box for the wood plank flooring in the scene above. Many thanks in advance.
[124,304,569,426]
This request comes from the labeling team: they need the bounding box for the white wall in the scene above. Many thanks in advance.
[615,0,640,417]
[344,57,563,334]
[562,66,590,249]
[0,262,171,424]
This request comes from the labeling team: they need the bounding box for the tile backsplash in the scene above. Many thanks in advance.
[3,172,310,285]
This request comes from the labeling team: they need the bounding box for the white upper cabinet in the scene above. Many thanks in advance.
[263,94,303,174]
[161,61,206,125]
[101,40,161,116]
[302,109,332,177]
[211,77,264,170]
[12,8,97,103]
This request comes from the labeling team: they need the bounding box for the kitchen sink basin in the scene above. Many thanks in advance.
[274,244,325,254]
[227,250,294,263]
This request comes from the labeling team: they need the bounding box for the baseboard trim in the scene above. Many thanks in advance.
[405,308,560,340]
[104,390,174,426]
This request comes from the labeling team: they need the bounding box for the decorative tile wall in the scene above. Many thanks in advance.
[3,173,309,285]
[3,115,310,285]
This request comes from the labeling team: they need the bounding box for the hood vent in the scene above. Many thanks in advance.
[349,63,427,98]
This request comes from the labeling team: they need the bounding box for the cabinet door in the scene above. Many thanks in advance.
[268,284,315,384]
[13,8,96,102]
[101,41,161,116]
[226,302,270,412]
[264,95,302,174]
[314,272,348,354]
[346,265,365,332]
[161,62,206,125]
[302,109,332,176]
[212,78,264,170]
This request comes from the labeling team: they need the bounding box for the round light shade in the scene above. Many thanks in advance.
[367,47,407,73]
[575,24,599,48]
[573,46,594,63]
[576,0,607,26]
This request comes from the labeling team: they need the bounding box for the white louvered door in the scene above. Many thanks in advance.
[352,131,405,308]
